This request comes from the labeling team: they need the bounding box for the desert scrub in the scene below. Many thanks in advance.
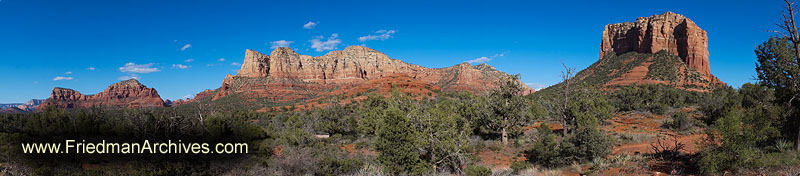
[665,111,692,132]
[464,165,491,176]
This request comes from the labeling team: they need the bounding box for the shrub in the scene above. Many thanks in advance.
[464,165,491,176]
[527,125,561,167]
[666,111,691,132]
[350,163,385,176]
[318,157,364,176]
[376,107,430,175]
[650,104,668,115]
[560,128,612,163]
[510,161,533,174]
[269,146,317,175]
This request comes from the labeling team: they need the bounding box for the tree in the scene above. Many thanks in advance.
[697,83,787,174]
[527,125,561,167]
[376,107,429,175]
[756,36,800,151]
[355,93,389,137]
[526,89,613,167]
[486,74,534,145]
[450,92,493,137]
[561,87,613,163]
[410,101,471,173]
[559,61,576,136]
[567,87,615,130]
[763,0,800,151]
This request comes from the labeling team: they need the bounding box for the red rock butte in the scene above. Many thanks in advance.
[38,79,166,109]
[599,11,722,85]
[205,45,533,103]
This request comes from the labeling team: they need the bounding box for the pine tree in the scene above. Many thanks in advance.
[486,74,533,145]
[376,107,429,175]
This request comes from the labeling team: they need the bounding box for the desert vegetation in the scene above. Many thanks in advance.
[4,68,800,175]
[5,2,800,176]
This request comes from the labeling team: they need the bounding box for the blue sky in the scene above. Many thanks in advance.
[0,0,784,103]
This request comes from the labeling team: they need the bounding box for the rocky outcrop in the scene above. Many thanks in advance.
[600,12,712,76]
[0,107,25,114]
[38,79,166,109]
[237,49,270,77]
[239,46,429,84]
[15,99,44,111]
[598,12,723,87]
[207,46,533,103]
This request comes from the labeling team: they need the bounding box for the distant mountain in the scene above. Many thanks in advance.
[0,99,45,113]
[179,46,533,109]
[38,79,165,109]
[0,107,26,113]
[543,12,724,92]
[0,103,22,110]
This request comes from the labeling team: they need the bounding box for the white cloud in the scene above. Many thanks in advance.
[358,30,397,42]
[466,57,491,64]
[310,34,342,52]
[119,62,160,73]
[53,76,73,81]
[182,94,194,99]
[184,59,194,62]
[180,44,192,51]
[65,71,72,74]
[270,40,294,49]
[466,53,505,64]
[525,83,547,91]
[118,75,139,80]
[218,58,225,62]
[87,67,96,70]
[172,64,190,69]
[231,62,241,66]
[303,21,317,29]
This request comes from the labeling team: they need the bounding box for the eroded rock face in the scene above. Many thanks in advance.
[212,46,533,102]
[237,49,270,77]
[244,46,429,84]
[541,12,726,93]
[600,12,710,76]
[38,79,165,109]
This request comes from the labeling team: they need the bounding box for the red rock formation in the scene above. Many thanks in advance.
[38,79,166,109]
[237,49,270,77]
[207,46,533,103]
[599,12,722,86]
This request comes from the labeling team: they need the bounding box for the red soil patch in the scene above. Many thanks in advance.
[612,134,705,156]
[602,112,665,135]
[273,145,283,157]
[81,162,99,169]
[477,147,526,168]
[523,122,564,133]
[261,73,441,111]
[605,61,657,86]
[340,144,376,157]
[603,112,705,155]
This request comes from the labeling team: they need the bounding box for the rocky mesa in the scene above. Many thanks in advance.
[541,12,724,93]
[38,79,166,109]
[204,45,533,104]
[599,11,722,85]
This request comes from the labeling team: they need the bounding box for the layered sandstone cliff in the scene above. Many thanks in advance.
[236,46,429,83]
[208,46,532,103]
[38,79,165,109]
[595,12,723,89]
[540,12,725,93]
[600,12,717,79]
